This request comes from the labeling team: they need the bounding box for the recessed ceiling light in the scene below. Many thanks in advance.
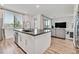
[36,5,40,8]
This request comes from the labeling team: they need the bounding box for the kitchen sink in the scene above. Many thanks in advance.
[22,29,32,32]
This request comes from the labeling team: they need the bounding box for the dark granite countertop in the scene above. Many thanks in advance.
[14,29,51,36]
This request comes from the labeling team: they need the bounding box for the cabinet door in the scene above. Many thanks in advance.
[55,28,65,38]
[18,32,35,53]
[17,33,21,46]
[35,32,51,53]
[19,33,26,50]
[51,29,55,36]
[25,34,35,53]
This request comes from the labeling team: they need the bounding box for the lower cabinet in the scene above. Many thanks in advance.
[16,32,51,54]
[25,36,35,53]
[51,29,55,36]
[17,32,35,53]
[18,33,26,51]
[35,32,51,53]
[55,28,66,38]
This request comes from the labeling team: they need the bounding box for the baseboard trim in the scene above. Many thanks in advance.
[51,36,65,39]
[14,42,27,54]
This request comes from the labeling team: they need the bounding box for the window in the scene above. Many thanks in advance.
[48,19,51,28]
[43,16,51,29]
[34,17,38,28]
[44,19,48,28]
[3,11,14,29]
[14,14,23,29]
[3,10,23,40]
[3,10,14,39]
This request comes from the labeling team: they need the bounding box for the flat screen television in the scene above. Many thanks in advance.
[55,22,66,28]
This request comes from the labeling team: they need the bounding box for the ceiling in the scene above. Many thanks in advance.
[3,4,74,17]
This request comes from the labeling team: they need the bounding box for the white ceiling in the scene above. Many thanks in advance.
[3,4,74,17]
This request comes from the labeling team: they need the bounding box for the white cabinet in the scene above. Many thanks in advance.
[17,33,20,46]
[16,31,51,54]
[17,32,35,53]
[18,33,26,51]
[24,34,35,53]
[35,32,51,53]
[55,28,66,38]
[51,29,55,36]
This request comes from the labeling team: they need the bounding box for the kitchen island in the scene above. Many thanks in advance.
[14,29,51,54]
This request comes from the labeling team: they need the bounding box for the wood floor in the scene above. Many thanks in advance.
[0,37,79,54]
[45,37,79,54]
[0,39,24,54]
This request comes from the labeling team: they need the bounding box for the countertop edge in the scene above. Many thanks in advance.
[14,29,51,36]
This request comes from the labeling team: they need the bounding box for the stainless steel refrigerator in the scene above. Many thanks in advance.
[0,9,3,41]
[74,14,79,48]
[0,17,3,41]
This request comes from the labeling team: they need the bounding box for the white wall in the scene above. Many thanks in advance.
[52,15,74,39]
[23,14,35,30]
[35,15,44,30]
